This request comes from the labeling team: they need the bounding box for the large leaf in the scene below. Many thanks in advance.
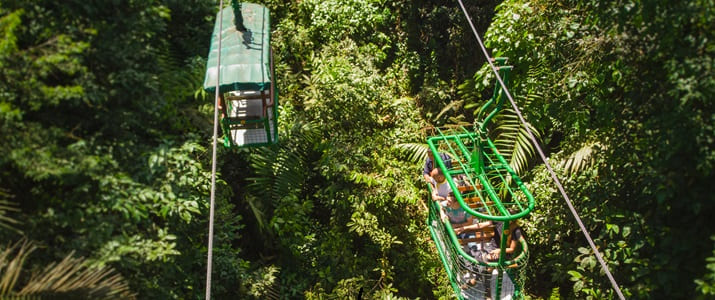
[245,120,320,232]
[0,188,19,233]
[393,142,430,165]
[556,141,603,176]
[0,239,135,299]
[492,108,540,176]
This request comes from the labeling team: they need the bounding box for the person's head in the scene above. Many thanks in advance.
[505,209,522,233]
[446,191,456,204]
[509,218,520,230]
[431,167,446,183]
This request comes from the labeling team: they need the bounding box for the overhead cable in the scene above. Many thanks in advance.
[206,0,224,299]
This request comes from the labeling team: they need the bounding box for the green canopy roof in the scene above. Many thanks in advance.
[203,3,271,93]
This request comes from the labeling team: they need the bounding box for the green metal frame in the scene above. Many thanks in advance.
[427,199,464,298]
[426,58,534,299]
[220,89,279,149]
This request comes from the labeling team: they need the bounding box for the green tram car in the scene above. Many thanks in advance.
[427,58,534,299]
[204,2,277,148]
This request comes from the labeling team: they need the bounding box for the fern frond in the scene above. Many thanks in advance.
[392,143,430,164]
[557,141,602,176]
[492,108,540,176]
[434,100,464,122]
[245,120,320,232]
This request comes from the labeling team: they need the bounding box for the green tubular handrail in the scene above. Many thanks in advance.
[427,194,465,299]
[426,133,535,221]
[478,57,510,132]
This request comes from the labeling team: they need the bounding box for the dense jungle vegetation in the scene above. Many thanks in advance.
[1,0,713,299]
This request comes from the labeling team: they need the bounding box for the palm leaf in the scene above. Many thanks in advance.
[0,240,34,296]
[0,201,20,233]
[156,45,206,104]
[492,108,540,176]
[557,141,602,176]
[433,99,465,122]
[0,189,20,233]
[1,239,134,299]
[392,142,430,164]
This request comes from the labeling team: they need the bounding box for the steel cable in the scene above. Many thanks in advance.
[205,0,225,299]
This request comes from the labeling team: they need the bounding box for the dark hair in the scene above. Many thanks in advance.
[430,167,444,177]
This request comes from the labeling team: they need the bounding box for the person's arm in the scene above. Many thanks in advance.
[423,161,433,184]
[424,173,433,185]
[453,214,472,234]
[439,205,448,223]
[462,220,491,232]
[488,231,520,258]
[489,239,518,259]
[456,215,474,229]
[505,238,519,254]
[453,224,465,235]
[504,228,524,254]
[431,185,445,201]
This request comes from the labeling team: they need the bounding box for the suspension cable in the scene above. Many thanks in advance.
[455,1,625,298]
[206,0,224,299]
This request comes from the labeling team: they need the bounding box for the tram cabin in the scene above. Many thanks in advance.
[203,2,277,148]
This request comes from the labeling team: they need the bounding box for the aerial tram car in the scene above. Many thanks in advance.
[203,2,278,148]
[427,58,535,299]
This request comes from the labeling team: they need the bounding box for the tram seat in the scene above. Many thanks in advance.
[463,196,493,210]
[457,185,474,192]
[458,225,495,246]
[225,90,273,122]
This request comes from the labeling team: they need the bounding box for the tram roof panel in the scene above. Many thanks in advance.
[204,3,271,93]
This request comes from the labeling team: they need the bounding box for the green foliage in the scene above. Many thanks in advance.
[695,236,715,297]
[6,0,712,299]
[244,265,280,298]
[0,1,252,298]
[0,0,495,298]
[393,142,430,165]
[239,2,444,297]
[393,0,500,123]
[459,60,544,177]
[347,201,403,249]
[300,0,390,46]
[487,107,541,176]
